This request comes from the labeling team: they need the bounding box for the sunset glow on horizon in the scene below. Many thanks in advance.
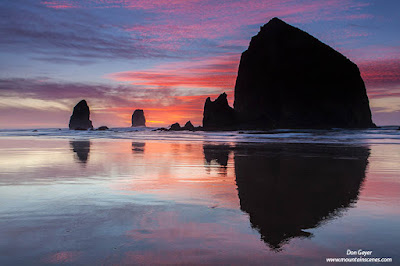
[1,0,399,128]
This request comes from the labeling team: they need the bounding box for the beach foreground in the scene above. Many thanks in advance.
[0,136,399,265]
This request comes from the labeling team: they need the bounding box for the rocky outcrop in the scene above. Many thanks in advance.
[168,121,196,131]
[183,121,195,131]
[169,122,181,131]
[131,109,146,127]
[202,93,236,130]
[69,100,93,130]
[97,126,109,131]
[233,17,375,129]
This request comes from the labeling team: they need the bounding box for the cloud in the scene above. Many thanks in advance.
[0,77,172,106]
[0,0,167,64]
[107,54,238,91]
[1,0,375,65]
[360,58,400,88]
[5,0,399,127]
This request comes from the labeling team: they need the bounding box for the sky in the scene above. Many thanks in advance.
[0,0,399,128]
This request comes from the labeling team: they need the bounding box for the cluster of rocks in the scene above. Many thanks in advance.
[202,17,375,130]
[169,121,196,131]
[154,121,201,131]
[68,99,203,131]
[69,18,376,131]
[68,100,150,131]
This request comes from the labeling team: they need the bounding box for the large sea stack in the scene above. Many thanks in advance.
[203,93,236,130]
[227,17,373,129]
[234,17,374,129]
[69,100,93,130]
[131,109,146,127]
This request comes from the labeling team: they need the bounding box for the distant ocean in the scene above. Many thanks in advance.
[1,126,399,144]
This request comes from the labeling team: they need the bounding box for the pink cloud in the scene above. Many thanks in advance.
[107,54,239,90]
[43,251,82,263]
[359,58,400,98]
[104,55,238,125]
[42,0,373,40]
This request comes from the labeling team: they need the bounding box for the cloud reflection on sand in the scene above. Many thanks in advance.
[0,139,399,265]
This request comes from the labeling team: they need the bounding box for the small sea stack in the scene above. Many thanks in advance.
[202,93,236,130]
[69,100,93,130]
[131,109,146,127]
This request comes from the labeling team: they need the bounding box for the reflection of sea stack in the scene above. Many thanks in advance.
[131,109,146,127]
[203,144,232,167]
[234,144,369,250]
[70,141,91,163]
[132,142,145,153]
[69,100,93,130]
[202,17,375,129]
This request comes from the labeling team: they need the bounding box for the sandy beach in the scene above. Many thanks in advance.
[0,137,398,265]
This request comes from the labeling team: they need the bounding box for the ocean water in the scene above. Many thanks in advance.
[1,126,400,144]
[0,128,399,265]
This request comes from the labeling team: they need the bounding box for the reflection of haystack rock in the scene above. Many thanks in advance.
[70,141,91,163]
[132,142,145,153]
[234,144,369,250]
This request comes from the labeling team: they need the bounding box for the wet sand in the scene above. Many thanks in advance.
[0,139,399,265]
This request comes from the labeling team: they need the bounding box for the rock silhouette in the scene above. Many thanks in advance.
[234,17,374,129]
[202,93,236,130]
[169,122,181,131]
[233,143,369,250]
[69,100,93,130]
[131,109,146,127]
[168,121,196,131]
[183,121,195,131]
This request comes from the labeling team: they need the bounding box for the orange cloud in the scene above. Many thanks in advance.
[108,55,239,91]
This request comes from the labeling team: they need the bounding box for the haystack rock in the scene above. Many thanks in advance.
[131,109,146,127]
[233,17,375,129]
[69,100,93,130]
[202,93,236,130]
